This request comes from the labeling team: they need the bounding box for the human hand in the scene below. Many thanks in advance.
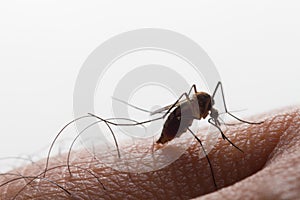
[1,107,300,199]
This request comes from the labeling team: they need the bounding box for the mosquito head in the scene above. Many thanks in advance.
[211,98,215,106]
[210,107,221,126]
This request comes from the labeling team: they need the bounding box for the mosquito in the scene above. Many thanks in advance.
[111,81,263,188]
[43,81,262,191]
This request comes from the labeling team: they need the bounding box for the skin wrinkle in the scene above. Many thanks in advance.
[133,172,157,198]
[75,172,92,199]
[196,107,300,200]
[0,107,299,199]
[264,113,294,165]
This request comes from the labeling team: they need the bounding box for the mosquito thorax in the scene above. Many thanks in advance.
[194,92,212,119]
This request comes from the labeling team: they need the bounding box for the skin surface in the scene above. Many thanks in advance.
[0,106,300,199]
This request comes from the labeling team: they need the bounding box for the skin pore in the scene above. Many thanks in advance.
[1,106,300,199]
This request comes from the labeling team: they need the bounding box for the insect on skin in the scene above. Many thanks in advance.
[42,81,263,192]
[111,81,263,189]
[152,82,257,149]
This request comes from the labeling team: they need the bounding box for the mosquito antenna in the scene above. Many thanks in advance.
[43,115,93,177]
[208,118,244,153]
[187,128,217,189]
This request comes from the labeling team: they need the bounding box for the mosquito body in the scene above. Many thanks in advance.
[149,82,252,151]
[156,91,212,144]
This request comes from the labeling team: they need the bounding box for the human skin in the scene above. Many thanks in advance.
[0,106,300,199]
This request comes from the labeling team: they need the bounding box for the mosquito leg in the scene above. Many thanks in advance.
[227,112,263,125]
[162,92,194,117]
[187,84,198,96]
[89,92,192,127]
[186,85,198,110]
[44,115,93,177]
[212,81,263,125]
[45,113,146,178]
[67,117,147,176]
[187,128,217,189]
[208,118,244,153]
[153,92,193,122]
[88,113,164,126]
[218,117,240,127]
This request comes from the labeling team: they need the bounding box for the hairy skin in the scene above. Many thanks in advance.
[0,107,300,199]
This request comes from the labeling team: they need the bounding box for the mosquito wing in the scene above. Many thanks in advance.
[150,98,188,115]
[112,96,189,116]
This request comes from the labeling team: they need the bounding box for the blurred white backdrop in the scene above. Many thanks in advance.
[0,0,299,170]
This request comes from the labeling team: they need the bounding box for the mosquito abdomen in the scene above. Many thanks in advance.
[156,105,194,144]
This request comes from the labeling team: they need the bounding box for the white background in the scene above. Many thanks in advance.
[0,1,299,170]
